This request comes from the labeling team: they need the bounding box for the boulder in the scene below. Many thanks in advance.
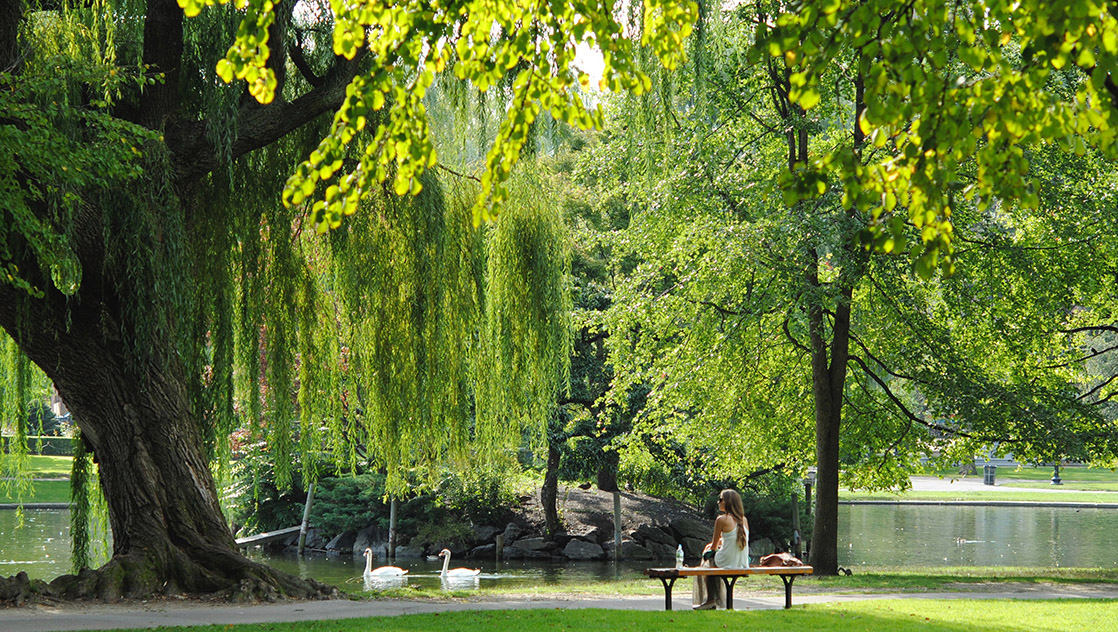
[469,543,496,559]
[352,526,384,557]
[502,523,524,542]
[562,539,605,560]
[505,546,554,560]
[670,517,709,541]
[681,536,706,558]
[633,524,676,547]
[643,540,677,560]
[619,540,654,560]
[549,531,575,547]
[325,530,357,552]
[514,537,549,551]
[573,525,607,544]
[473,525,501,544]
[394,545,423,559]
[303,528,326,550]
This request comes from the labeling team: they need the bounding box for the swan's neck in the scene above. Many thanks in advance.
[441,552,450,575]
[364,552,373,574]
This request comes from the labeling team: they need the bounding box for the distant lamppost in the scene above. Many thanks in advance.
[1051,463,1062,485]
[803,467,817,517]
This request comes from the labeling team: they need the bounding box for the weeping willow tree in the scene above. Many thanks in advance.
[0,0,623,602]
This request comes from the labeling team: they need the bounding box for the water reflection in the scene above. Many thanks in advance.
[440,574,480,591]
[838,504,1118,567]
[246,550,656,591]
[7,506,1118,585]
[365,574,409,591]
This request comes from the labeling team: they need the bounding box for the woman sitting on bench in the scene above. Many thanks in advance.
[693,489,750,610]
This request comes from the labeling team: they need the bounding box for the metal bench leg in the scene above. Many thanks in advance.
[779,574,796,609]
[658,577,677,610]
[719,576,740,610]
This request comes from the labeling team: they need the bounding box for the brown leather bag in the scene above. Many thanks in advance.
[759,552,804,567]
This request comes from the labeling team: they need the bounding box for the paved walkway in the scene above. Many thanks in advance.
[3,586,1118,632]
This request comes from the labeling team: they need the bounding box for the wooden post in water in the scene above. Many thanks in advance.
[297,482,316,556]
[613,490,622,559]
[495,533,504,561]
[388,497,398,559]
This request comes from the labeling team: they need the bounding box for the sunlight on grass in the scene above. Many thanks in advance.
[0,478,70,503]
[27,455,73,478]
[87,600,1118,632]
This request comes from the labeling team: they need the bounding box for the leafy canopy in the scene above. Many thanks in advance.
[763,0,1118,278]
[179,0,699,230]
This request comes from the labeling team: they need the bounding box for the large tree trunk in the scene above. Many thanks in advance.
[806,274,854,576]
[0,0,362,604]
[0,285,334,602]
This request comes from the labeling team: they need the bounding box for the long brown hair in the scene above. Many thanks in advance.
[720,489,748,550]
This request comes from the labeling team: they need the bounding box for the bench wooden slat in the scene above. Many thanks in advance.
[645,565,814,611]
[647,566,813,578]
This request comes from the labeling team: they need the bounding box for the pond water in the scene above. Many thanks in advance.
[4,504,1118,586]
[838,503,1118,568]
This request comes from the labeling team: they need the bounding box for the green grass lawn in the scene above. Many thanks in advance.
[356,567,1118,600]
[919,464,1118,492]
[0,454,72,503]
[25,454,74,478]
[83,600,1118,632]
[0,478,70,503]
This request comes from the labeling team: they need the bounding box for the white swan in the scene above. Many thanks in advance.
[438,548,480,577]
[363,547,408,577]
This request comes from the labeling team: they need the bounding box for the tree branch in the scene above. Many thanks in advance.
[782,318,810,354]
[168,53,364,185]
[1079,373,1118,402]
[1039,342,1118,370]
[846,329,926,384]
[435,163,481,183]
[848,353,1012,442]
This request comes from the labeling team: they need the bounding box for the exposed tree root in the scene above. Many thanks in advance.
[1,553,337,606]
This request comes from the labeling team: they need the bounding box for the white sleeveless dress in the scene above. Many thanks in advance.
[714,524,750,568]
[693,521,750,608]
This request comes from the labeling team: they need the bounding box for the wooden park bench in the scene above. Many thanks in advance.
[645,565,814,610]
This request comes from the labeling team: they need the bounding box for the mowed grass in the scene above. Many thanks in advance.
[0,478,71,503]
[359,567,1118,600]
[0,454,72,503]
[918,464,1118,492]
[90,600,1118,632]
[25,454,74,478]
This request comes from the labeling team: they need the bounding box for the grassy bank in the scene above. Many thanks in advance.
[83,600,1118,632]
[0,478,70,503]
[352,567,1118,600]
[0,454,72,504]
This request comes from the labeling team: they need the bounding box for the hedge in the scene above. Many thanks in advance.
[0,435,74,456]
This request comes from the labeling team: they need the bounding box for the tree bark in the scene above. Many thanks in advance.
[0,0,361,602]
[0,283,334,602]
[803,241,858,577]
[541,440,561,538]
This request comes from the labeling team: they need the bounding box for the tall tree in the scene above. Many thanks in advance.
[0,0,691,601]
[591,0,1118,576]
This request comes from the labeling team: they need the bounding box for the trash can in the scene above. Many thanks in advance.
[983,464,997,485]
